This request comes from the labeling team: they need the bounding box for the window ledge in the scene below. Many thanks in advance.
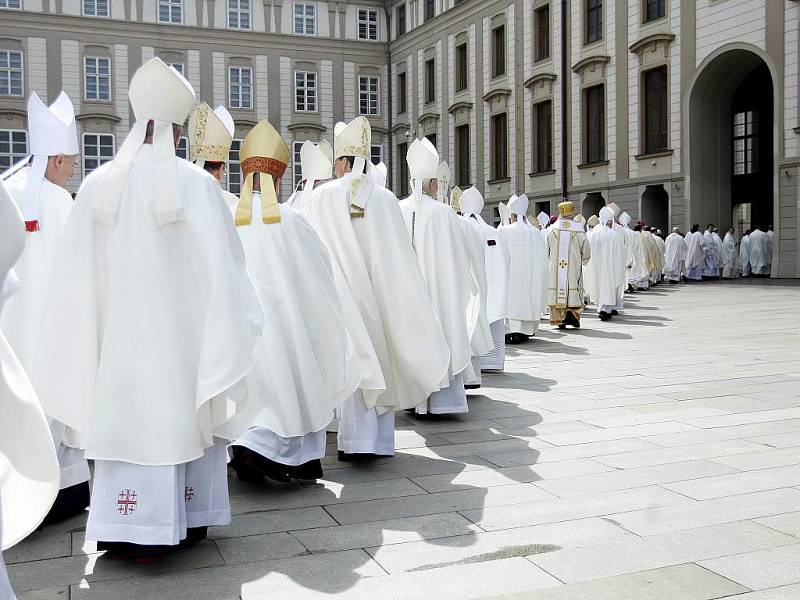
[792,126,800,135]
[529,170,556,177]
[634,149,674,160]
[487,177,511,185]
[577,160,609,170]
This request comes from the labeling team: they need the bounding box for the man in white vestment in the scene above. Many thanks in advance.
[459,187,509,372]
[499,193,547,343]
[606,205,630,314]
[400,139,487,414]
[546,201,591,329]
[33,59,264,561]
[436,161,451,203]
[702,224,721,279]
[188,102,238,215]
[306,117,450,458]
[619,212,648,290]
[589,207,620,321]
[739,229,752,277]
[749,225,772,276]
[0,179,61,600]
[685,224,705,281]
[721,227,739,279]
[287,140,334,217]
[663,227,686,283]
[712,228,724,277]
[0,91,90,523]
[640,226,663,285]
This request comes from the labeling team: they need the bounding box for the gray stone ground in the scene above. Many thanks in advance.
[7,279,800,600]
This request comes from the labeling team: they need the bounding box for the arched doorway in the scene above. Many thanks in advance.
[641,185,669,230]
[581,192,606,219]
[687,47,775,234]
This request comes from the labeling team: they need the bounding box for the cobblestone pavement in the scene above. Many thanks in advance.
[7,279,800,600]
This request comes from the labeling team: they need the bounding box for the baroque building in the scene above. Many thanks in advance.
[1,0,799,277]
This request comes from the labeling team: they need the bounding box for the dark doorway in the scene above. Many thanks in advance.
[581,192,606,219]
[641,184,669,230]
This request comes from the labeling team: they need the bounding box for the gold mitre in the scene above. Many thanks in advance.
[334,116,371,160]
[574,214,586,225]
[558,201,575,218]
[450,186,463,213]
[189,103,234,163]
[587,214,600,227]
[236,120,290,226]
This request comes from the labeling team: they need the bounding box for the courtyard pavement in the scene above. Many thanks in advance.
[7,279,800,600]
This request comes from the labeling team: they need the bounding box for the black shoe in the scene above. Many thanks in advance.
[285,459,323,481]
[43,481,90,524]
[557,323,567,329]
[97,541,137,560]
[338,450,380,462]
[598,311,612,322]
[464,383,481,390]
[132,544,173,564]
[611,309,619,316]
[230,448,265,483]
[185,526,208,544]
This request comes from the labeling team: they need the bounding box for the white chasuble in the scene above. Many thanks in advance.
[219,196,360,441]
[0,180,59,550]
[33,150,264,466]
[499,219,548,335]
[588,223,619,311]
[307,176,450,412]
[399,194,479,387]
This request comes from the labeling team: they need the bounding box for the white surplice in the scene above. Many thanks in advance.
[685,231,705,280]
[748,229,772,275]
[663,232,686,282]
[739,234,751,276]
[589,220,619,313]
[721,232,739,279]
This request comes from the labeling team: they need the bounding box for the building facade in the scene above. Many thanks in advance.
[1,0,799,277]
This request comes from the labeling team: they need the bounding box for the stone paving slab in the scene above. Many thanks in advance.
[7,280,800,599]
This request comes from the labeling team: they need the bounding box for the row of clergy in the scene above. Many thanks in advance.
[0,57,598,577]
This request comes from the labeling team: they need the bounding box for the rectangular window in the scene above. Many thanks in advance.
[397,141,409,197]
[643,66,668,154]
[424,0,433,21]
[83,0,109,17]
[84,57,111,101]
[491,113,508,180]
[535,5,550,61]
[0,0,22,9]
[229,66,252,109]
[492,25,505,78]
[533,100,553,173]
[228,0,251,29]
[358,8,378,40]
[455,43,468,91]
[168,62,184,75]
[585,84,605,163]
[359,75,379,115]
[397,4,406,36]
[455,124,470,186]
[425,59,435,103]
[733,110,758,176]
[176,136,189,160]
[370,144,382,165]
[645,0,665,22]
[294,2,316,35]
[397,72,407,114]
[158,0,182,23]
[293,141,303,187]
[0,129,27,172]
[226,139,243,193]
[586,0,602,44]
[82,133,114,177]
[0,50,23,97]
[295,71,317,112]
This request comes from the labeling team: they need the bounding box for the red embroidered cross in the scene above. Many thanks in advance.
[25,220,39,233]
[184,487,194,503]
[116,489,138,515]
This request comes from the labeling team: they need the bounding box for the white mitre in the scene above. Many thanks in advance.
[619,211,632,227]
[599,205,614,225]
[92,58,196,226]
[509,193,529,217]
[14,92,78,224]
[299,139,333,192]
[407,137,439,201]
[334,117,372,216]
[497,201,511,227]
[436,161,451,202]
[460,186,484,218]
[537,211,549,228]
[188,102,234,167]
[607,202,621,218]
[372,161,388,188]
